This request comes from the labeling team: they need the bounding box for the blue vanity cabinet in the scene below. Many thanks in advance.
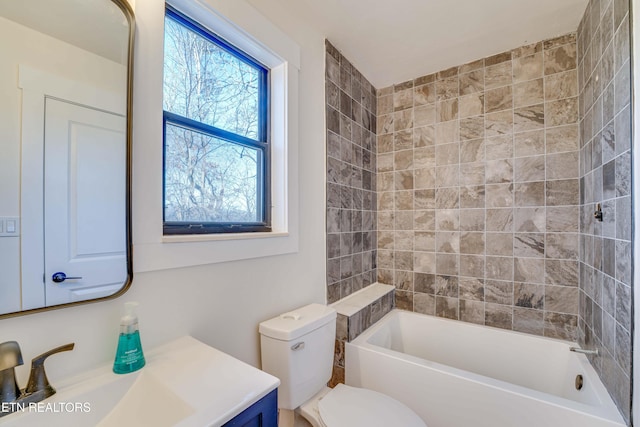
[222,388,278,427]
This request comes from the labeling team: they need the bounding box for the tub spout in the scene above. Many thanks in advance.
[570,347,598,356]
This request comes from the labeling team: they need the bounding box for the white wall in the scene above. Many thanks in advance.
[0,0,326,386]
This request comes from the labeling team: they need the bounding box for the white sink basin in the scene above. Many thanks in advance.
[1,336,279,427]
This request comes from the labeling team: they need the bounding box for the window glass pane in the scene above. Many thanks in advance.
[164,123,262,223]
[163,16,261,140]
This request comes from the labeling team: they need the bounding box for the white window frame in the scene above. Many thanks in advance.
[133,0,300,272]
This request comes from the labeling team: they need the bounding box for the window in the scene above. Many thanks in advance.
[163,6,270,234]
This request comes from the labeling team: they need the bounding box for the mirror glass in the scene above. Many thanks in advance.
[0,0,133,316]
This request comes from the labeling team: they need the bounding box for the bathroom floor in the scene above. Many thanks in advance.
[294,412,312,427]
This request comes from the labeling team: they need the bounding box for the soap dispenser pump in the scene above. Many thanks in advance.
[113,302,146,374]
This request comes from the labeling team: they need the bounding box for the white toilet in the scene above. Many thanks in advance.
[259,303,426,427]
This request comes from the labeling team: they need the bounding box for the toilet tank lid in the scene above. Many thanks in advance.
[259,304,337,341]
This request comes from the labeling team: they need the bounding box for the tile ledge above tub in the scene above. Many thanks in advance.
[331,283,395,342]
[330,282,395,317]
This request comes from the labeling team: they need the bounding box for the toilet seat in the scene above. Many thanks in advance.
[317,384,426,427]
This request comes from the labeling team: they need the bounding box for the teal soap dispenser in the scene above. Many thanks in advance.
[113,302,146,374]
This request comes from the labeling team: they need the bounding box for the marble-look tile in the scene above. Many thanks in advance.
[486,135,513,160]
[615,151,631,197]
[414,74,435,86]
[544,70,578,100]
[460,209,485,231]
[436,76,459,101]
[413,293,436,315]
[545,259,578,287]
[414,104,436,127]
[435,142,459,166]
[514,233,545,258]
[459,69,484,95]
[547,151,579,180]
[459,275,484,300]
[436,232,460,254]
[544,44,577,75]
[546,98,578,126]
[435,121,460,144]
[413,251,436,274]
[436,253,459,275]
[485,233,513,256]
[435,164,459,188]
[514,103,545,132]
[512,42,542,58]
[414,231,436,252]
[513,79,544,108]
[460,162,485,185]
[514,155,545,182]
[485,112,514,138]
[414,83,436,106]
[514,181,545,207]
[546,206,579,232]
[546,124,579,153]
[459,139,484,163]
[414,125,435,148]
[544,312,577,340]
[460,300,485,324]
[459,116,485,141]
[615,281,632,331]
[546,179,579,206]
[435,209,459,231]
[459,59,484,74]
[543,33,575,50]
[486,159,513,184]
[394,170,413,190]
[485,86,513,113]
[485,52,512,66]
[459,254,485,279]
[546,233,579,260]
[460,186,485,209]
[394,109,413,131]
[486,256,513,280]
[513,307,544,334]
[435,275,459,297]
[514,283,544,309]
[414,146,435,169]
[393,269,413,290]
[436,296,459,320]
[485,62,512,90]
[393,150,413,171]
[514,130,545,156]
[513,53,543,82]
[378,134,393,153]
[395,290,413,311]
[435,187,459,209]
[514,207,545,232]
[616,240,632,286]
[514,258,545,283]
[545,285,578,314]
[486,208,514,232]
[414,168,436,189]
[486,183,514,208]
[460,232,485,255]
[393,87,413,111]
[459,93,484,118]
[437,98,459,122]
[414,272,435,294]
[485,303,513,330]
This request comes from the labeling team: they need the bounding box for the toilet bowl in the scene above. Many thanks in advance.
[259,304,426,427]
[300,384,425,427]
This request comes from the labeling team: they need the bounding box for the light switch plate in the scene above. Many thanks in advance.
[0,217,20,237]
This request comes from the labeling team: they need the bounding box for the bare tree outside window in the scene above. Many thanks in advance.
[163,13,267,226]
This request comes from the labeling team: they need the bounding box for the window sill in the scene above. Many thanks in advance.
[161,231,289,243]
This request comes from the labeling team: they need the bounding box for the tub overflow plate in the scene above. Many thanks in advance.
[575,374,584,390]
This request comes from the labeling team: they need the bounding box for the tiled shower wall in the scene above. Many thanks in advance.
[577,0,632,421]
[326,41,378,304]
[376,34,582,340]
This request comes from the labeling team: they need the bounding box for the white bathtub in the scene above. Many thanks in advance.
[345,310,626,427]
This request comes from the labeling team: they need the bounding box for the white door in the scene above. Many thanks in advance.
[44,98,127,305]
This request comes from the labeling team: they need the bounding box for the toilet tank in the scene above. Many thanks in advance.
[259,304,337,410]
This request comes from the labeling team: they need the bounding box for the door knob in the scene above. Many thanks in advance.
[51,272,83,283]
